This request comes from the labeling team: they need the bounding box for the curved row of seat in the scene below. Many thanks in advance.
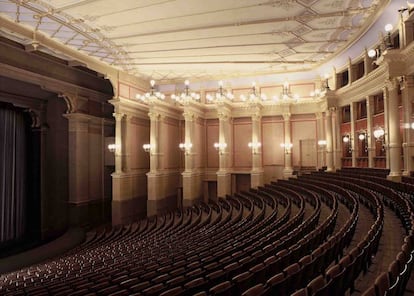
[0,168,413,295]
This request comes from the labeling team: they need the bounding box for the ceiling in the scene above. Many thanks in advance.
[0,0,386,83]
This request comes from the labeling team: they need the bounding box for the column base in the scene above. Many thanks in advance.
[283,168,294,179]
[182,171,203,204]
[251,170,264,189]
[112,197,146,225]
[147,196,177,217]
[217,171,231,198]
[403,170,412,177]
[183,198,200,208]
[386,174,402,182]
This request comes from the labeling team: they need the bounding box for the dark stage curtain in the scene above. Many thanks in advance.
[0,107,27,244]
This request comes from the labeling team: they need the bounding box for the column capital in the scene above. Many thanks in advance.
[113,112,125,121]
[251,112,261,121]
[283,113,291,121]
[217,111,230,121]
[385,77,400,91]
[148,111,162,121]
[315,112,323,120]
[183,111,195,121]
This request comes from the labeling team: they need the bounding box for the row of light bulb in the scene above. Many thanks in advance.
[136,79,330,103]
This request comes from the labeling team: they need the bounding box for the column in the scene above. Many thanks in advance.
[216,108,231,197]
[63,113,90,226]
[350,102,357,167]
[182,109,199,207]
[365,96,374,168]
[383,87,391,169]
[364,49,373,75]
[348,58,354,85]
[122,114,132,172]
[316,112,325,169]
[148,111,161,173]
[147,110,167,216]
[326,108,335,172]
[283,113,293,178]
[113,112,124,173]
[251,111,263,188]
[333,107,342,169]
[402,76,414,175]
[386,78,402,181]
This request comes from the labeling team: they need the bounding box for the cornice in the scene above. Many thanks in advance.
[0,62,111,102]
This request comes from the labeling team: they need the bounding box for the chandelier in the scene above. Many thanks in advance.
[136,80,165,102]
[240,82,267,103]
[206,81,234,103]
[273,81,299,103]
[171,80,200,105]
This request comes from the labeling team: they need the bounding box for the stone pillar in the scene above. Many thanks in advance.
[64,113,90,225]
[148,111,161,173]
[217,108,231,198]
[366,96,375,168]
[333,107,342,169]
[348,58,354,85]
[402,76,414,176]
[326,108,335,172]
[350,102,357,167]
[122,114,131,172]
[364,48,373,75]
[283,113,293,178]
[146,110,163,216]
[182,110,198,207]
[383,87,391,169]
[113,112,124,173]
[316,112,325,169]
[386,78,402,181]
[251,111,263,188]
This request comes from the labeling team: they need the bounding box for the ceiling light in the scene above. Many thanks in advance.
[136,80,165,103]
[206,80,234,103]
[171,80,200,105]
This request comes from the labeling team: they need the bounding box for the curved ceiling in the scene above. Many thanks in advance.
[0,0,386,83]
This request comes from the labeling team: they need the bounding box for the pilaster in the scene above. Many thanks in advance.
[251,110,263,188]
[326,108,335,172]
[216,107,232,197]
[350,102,357,167]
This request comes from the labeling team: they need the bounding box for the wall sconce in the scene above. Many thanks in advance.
[373,127,385,140]
[248,141,262,154]
[142,143,152,153]
[280,142,293,154]
[342,135,350,143]
[318,140,327,146]
[358,133,366,141]
[108,143,117,152]
[179,142,193,154]
[214,142,227,154]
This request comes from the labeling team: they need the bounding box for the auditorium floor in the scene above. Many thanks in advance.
[351,205,406,295]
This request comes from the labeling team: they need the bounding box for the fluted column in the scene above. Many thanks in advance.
[402,76,414,176]
[122,114,132,172]
[251,110,263,188]
[182,109,200,206]
[350,102,357,167]
[326,108,335,171]
[316,112,324,169]
[148,111,161,173]
[366,96,375,168]
[283,113,293,178]
[333,107,342,169]
[113,112,124,173]
[217,108,231,197]
[383,87,391,169]
[386,78,402,181]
